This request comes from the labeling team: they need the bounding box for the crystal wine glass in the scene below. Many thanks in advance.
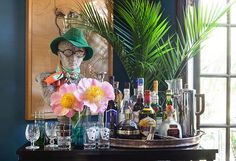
[25,123,40,150]
[45,122,58,148]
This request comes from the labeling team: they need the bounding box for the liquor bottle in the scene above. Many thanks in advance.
[157,104,182,138]
[163,89,173,120]
[114,81,123,110]
[137,78,144,98]
[119,82,130,123]
[117,106,140,139]
[151,80,163,129]
[104,76,116,121]
[139,90,156,137]
[166,89,173,106]
[123,82,130,101]
[113,81,123,122]
[34,111,45,148]
[151,80,159,112]
[139,90,155,120]
[104,76,118,137]
[130,79,138,107]
[133,93,144,123]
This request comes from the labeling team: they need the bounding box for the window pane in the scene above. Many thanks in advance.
[200,128,226,161]
[200,27,227,74]
[231,28,236,74]
[200,78,226,124]
[231,79,236,124]
[200,0,227,24]
[230,129,236,161]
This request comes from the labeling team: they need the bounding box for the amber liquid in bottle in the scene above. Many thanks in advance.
[114,81,123,109]
[139,90,156,137]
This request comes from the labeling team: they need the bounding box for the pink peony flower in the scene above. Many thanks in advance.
[74,78,115,114]
[50,83,84,117]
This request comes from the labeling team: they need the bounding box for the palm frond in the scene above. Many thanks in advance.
[114,0,171,87]
[75,0,234,90]
[155,1,233,86]
[77,0,171,88]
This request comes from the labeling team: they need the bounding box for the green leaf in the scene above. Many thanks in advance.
[75,0,234,90]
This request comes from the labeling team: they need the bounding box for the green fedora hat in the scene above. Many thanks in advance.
[50,28,93,61]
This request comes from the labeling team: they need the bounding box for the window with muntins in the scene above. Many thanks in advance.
[194,0,236,160]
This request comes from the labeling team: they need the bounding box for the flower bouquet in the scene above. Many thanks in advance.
[50,78,115,148]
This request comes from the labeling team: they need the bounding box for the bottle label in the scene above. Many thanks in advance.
[151,91,159,104]
[144,90,151,103]
[105,109,117,136]
[117,130,140,135]
[137,78,144,96]
[137,86,144,96]
[105,109,118,125]
[137,78,144,86]
[123,89,130,100]
[167,125,180,138]
[133,111,140,123]
[139,116,156,137]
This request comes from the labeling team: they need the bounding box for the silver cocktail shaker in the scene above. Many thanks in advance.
[179,84,205,137]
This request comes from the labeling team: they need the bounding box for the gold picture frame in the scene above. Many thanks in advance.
[25,0,113,120]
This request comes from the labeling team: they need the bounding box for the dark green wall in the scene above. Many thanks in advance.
[0,0,176,161]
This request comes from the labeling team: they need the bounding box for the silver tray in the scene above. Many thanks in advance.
[110,132,204,148]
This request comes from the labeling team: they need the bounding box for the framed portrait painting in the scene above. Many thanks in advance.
[25,0,113,120]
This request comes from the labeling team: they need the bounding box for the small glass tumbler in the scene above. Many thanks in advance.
[56,116,72,150]
[84,123,96,150]
[97,126,110,149]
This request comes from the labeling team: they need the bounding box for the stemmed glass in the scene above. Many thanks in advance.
[45,122,58,148]
[25,124,40,150]
[96,71,107,82]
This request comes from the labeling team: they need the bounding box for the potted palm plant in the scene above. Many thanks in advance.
[75,0,233,90]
